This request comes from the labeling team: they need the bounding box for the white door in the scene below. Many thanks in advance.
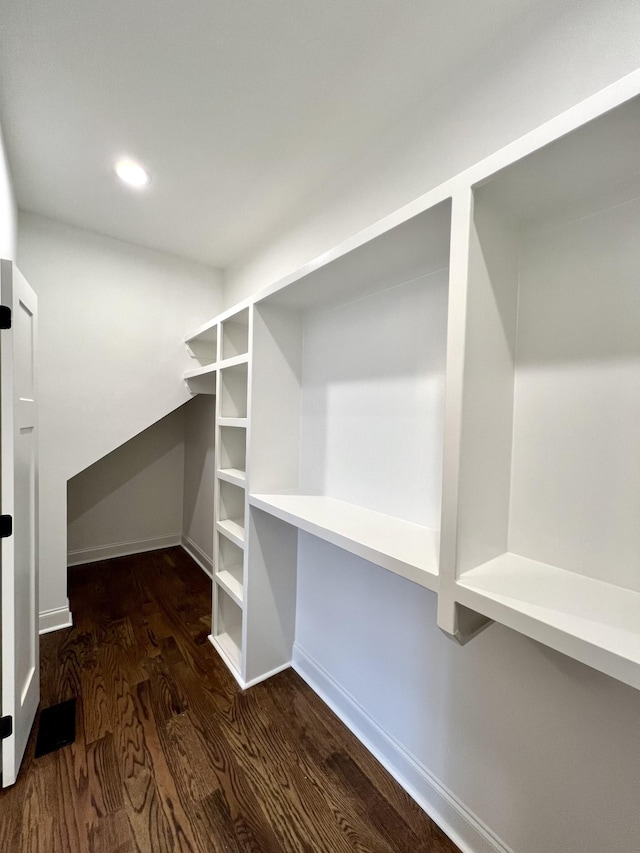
[1,259,39,787]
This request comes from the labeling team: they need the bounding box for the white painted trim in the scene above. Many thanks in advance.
[207,634,290,691]
[39,604,73,635]
[292,643,513,853]
[243,661,291,690]
[181,535,213,578]
[67,533,182,567]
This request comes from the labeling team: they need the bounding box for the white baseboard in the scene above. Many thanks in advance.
[181,535,213,578]
[292,643,512,853]
[67,533,182,567]
[207,634,291,691]
[243,661,291,690]
[39,603,73,635]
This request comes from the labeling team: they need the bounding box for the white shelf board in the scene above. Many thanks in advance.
[209,630,242,674]
[217,467,246,487]
[217,417,248,429]
[216,518,245,548]
[185,316,218,345]
[215,570,244,607]
[456,553,640,689]
[184,365,216,395]
[249,494,439,591]
[219,353,249,370]
[257,202,451,314]
[184,363,217,380]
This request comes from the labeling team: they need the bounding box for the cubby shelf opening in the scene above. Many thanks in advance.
[216,534,244,604]
[218,479,246,538]
[220,363,248,419]
[212,589,243,673]
[219,425,247,483]
[222,307,250,360]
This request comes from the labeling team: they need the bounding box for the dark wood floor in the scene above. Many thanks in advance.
[0,547,460,853]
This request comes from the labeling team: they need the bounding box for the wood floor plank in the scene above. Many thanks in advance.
[85,809,138,853]
[217,688,395,853]
[131,679,207,853]
[0,547,461,853]
[264,666,450,845]
[81,656,112,744]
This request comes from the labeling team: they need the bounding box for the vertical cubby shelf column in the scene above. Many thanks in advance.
[210,304,252,687]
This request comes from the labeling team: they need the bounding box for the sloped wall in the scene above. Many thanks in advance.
[66,395,215,575]
[67,405,187,565]
[17,212,222,625]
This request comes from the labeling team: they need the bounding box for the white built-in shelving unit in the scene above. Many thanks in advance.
[184,303,252,683]
[184,70,640,691]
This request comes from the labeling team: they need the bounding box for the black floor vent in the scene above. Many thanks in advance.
[34,698,76,758]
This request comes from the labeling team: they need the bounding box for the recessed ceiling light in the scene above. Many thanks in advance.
[114,157,151,188]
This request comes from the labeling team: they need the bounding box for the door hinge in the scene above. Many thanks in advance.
[0,716,12,740]
[0,515,12,538]
[0,305,11,329]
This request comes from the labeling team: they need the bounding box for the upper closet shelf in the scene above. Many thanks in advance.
[249,493,439,591]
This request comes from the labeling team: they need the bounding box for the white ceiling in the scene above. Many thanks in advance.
[0,0,538,269]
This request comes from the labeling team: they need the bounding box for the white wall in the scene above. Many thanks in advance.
[299,272,448,528]
[224,4,640,852]
[182,393,216,574]
[0,121,17,260]
[295,537,640,853]
[67,406,186,565]
[17,213,222,627]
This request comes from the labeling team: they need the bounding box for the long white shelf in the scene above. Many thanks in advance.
[456,553,640,689]
[249,493,439,590]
